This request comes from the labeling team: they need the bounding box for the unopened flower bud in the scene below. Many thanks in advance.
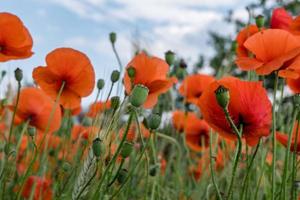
[92,138,102,158]
[62,161,71,172]
[165,50,175,66]
[120,141,133,158]
[179,59,187,69]
[127,67,136,78]
[27,127,36,137]
[117,169,128,184]
[109,32,117,44]
[111,70,120,83]
[255,15,264,29]
[215,85,230,109]
[129,84,149,107]
[147,114,161,130]
[111,96,120,111]
[14,68,23,82]
[97,79,105,90]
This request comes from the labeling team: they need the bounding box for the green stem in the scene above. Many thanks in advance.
[209,130,223,200]
[291,120,300,200]
[271,72,279,200]
[107,158,125,187]
[240,140,261,200]
[111,43,123,94]
[8,80,21,143]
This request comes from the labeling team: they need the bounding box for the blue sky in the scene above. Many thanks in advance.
[0,0,255,107]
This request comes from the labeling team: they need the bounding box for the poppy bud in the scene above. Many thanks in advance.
[4,143,15,156]
[215,85,230,109]
[62,161,71,172]
[14,68,23,82]
[165,50,175,66]
[129,84,149,107]
[255,15,264,29]
[111,70,120,83]
[127,66,136,78]
[27,126,36,137]
[120,141,133,158]
[147,114,161,130]
[82,117,92,126]
[293,94,300,108]
[109,32,117,44]
[179,59,187,69]
[92,138,102,158]
[97,79,105,90]
[111,96,120,111]
[117,169,128,184]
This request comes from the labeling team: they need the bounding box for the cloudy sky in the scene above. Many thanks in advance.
[0,0,256,106]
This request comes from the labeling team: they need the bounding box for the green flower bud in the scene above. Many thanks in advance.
[165,50,175,66]
[179,59,187,69]
[109,32,117,44]
[255,15,264,29]
[92,138,102,158]
[147,114,161,130]
[62,161,71,172]
[97,79,105,90]
[120,141,133,158]
[129,84,149,107]
[27,127,36,137]
[117,169,128,184]
[215,85,230,109]
[14,68,23,82]
[111,70,120,83]
[111,96,120,111]
[127,67,136,78]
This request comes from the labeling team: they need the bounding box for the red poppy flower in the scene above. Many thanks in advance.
[236,25,259,57]
[172,110,200,133]
[287,70,300,93]
[36,133,61,150]
[87,100,111,118]
[290,16,300,36]
[179,74,215,105]
[235,29,300,78]
[276,122,300,152]
[11,88,61,133]
[185,119,210,152]
[32,48,95,109]
[198,77,272,146]
[71,125,97,142]
[271,8,293,30]
[119,123,150,142]
[124,52,177,108]
[0,12,33,62]
[21,176,52,200]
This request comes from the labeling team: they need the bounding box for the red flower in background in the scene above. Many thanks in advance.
[236,25,259,57]
[124,52,177,108]
[198,77,272,146]
[32,48,95,109]
[10,88,61,133]
[21,176,52,200]
[0,12,33,62]
[71,125,97,142]
[87,101,111,118]
[179,74,215,105]
[276,122,300,152]
[271,8,293,30]
[235,29,300,78]
[172,110,200,133]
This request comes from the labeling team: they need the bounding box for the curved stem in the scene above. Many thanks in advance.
[8,81,21,142]
[209,130,223,200]
[107,158,125,187]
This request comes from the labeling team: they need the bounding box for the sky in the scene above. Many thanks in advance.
[0,0,256,107]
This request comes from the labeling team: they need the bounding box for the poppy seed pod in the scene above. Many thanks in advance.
[165,50,175,66]
[127,66,136,78]
[109,32,117,44]
[120,141,133,158]
[92,138,102,158]
[111,96,120,111]
[97,79,105,90]
[255,15,265,28]
[14,68,23,82]
[111,70,120,83]
[129,84,149,107]
[27,126,36,137]
[117,169,128,184]
[147,114,161,130]
[215,85,230,109]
